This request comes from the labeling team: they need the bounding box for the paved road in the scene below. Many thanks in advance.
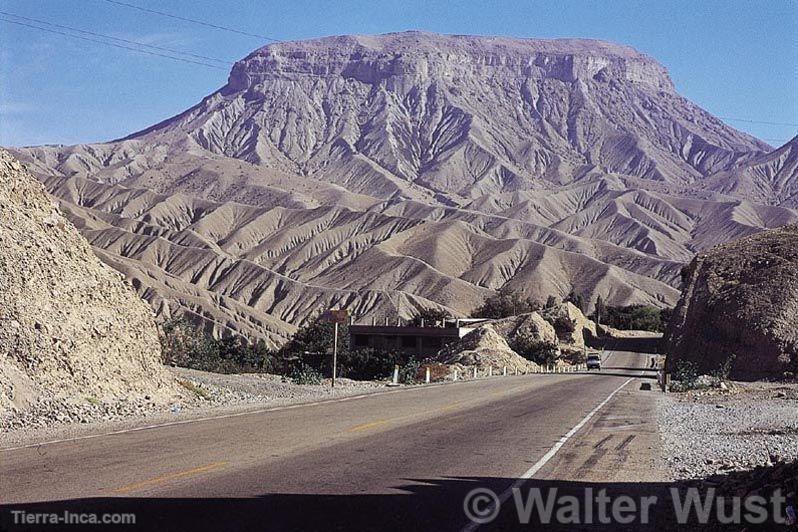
[2,351,662,531]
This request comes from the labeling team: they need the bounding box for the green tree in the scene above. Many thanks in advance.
[160,318,276,373]
[510,330,560,366]
[472,288,540,319]
[594,295,606,326]
[278,317,348,359]
[409,308,451,327]
[565,290,585,312]
[597,305,673,332]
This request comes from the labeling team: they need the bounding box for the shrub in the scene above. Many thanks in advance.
[670,359,701,391]
[472,288,540,319]
[289,363,323,385]
[564,291,586,312]
[414,363,450,382]
[711,354,736,382]
[510,331,559,366]
[176,379,212,400]
[337,348,401,380]
[160,318,276,374]
[552,315,576,335]
[399,358,423,383]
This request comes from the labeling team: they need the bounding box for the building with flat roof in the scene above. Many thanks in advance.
[348,318,490,357]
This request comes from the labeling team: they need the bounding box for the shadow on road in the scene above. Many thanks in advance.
[576,370,657,379]
[600,366,658,372]
[2,476,775,532]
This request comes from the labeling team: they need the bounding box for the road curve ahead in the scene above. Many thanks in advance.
[2,351,662,531]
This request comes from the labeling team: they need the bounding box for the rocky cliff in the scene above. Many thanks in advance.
[665,225,798,380]
[124,31,765,196]
[0,150,178,416]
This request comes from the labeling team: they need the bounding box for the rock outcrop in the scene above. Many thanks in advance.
[540,302,598,348]
[436,324,538,372]
[0,150,178,415]
[665,225,798,380]
[491,311,558,346]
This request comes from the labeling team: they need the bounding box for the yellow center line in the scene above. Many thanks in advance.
[437,402,463,412]
[112,461,228,494]
[344,382,539,433]
[347,419,391,432]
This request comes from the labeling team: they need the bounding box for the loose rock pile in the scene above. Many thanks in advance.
[0,150,180,422]
[436,324,540,373]
[659,384,798,479]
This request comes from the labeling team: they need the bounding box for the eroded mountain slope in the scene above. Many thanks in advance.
[10,32,797,343]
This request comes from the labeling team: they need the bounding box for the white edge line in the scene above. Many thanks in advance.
[460,376,634,532]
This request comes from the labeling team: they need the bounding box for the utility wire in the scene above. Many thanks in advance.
[0,17,228,70]
[98,0,280,42]
[720,117,798,127]
[0,11,232,65]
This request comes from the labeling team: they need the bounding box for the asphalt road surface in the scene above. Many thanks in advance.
[2,351,665,531]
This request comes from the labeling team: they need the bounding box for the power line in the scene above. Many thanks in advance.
[0,17,228,70]
[720,117,798,127]
[0,11,232,65]
[98,0,280,42]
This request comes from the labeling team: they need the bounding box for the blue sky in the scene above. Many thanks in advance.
[1,0,796,147]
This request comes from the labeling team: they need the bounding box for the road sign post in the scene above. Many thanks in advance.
[332,322,338,388]
[321,309,349,388]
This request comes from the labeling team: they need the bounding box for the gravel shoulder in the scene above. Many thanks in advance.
[657,382,798,479]
[1,366,389,449]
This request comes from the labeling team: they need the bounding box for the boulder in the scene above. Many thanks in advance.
[665,225,798,380]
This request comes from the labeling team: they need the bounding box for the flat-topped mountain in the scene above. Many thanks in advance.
[10,32,797,343]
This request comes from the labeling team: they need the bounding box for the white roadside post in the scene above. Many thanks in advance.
[425,366,431,384]
[453,369,458,382]
[488,366,493,377]
[502,366,507,376]
[392,364,399,385]
[473,366,478,379]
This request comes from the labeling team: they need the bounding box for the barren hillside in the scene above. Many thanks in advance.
[10,32,798,343]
